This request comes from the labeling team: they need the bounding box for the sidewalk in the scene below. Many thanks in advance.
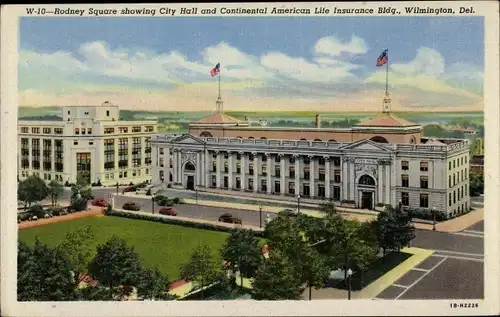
[413,208,483,232]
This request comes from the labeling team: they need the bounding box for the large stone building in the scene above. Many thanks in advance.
[18,102,158,186]
[151,95,471,218]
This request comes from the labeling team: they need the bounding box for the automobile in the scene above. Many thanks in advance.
[122,202,141,211]
[91,198,109,207]
[218,213,242,224]
[278,208,298,217]
[158,207,178,216]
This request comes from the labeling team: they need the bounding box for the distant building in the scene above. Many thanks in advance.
[18,102,158,186]
[450,126,477,136]
[470,155,484,175]
[151,93,471,219]
[473,138,484,156]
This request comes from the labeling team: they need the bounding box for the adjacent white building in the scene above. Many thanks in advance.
[18,102,158,186]
[151,134,470,218]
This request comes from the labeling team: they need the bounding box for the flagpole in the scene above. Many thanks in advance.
[385,49,389,94]
[218,67,221,98]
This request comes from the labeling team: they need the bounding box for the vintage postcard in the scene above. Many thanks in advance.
[1,1,499,316]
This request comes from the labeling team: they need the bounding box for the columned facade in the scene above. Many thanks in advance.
[151,134,470,217]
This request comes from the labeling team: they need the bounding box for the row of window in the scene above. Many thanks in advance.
[20,127,64,135]
[209,152,342,166]
[401,192,430,208]
[401,160,429,172]
[448,168,468,188]
[104,126,155,134]
[449,185,467,206]
[74,128,93,135]
[449,155,468,170]
[19,171,64,182]
[401,175,429,189]
[103,168,150,181]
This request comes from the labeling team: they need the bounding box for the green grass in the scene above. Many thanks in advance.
[18,216,229,281]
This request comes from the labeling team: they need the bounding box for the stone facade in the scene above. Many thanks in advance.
[151,134,471,218]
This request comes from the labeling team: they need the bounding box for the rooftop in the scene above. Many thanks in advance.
[192,112,246,125]
[356,113,419,127]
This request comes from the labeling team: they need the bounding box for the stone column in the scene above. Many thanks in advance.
[205,149,210,187]
[216,151,222,188]
[253,152,259,193]
[377,161,384,204]
[294,154,300,195]
[342,157,349,200]
[349,159,355,202]
[152,146,159,183]
[177,150,183,184]
[228,151,233,190]
[51,140,55,172]
[240,152,245,191]
[280,154,286,195]
[196,152,201,186]
[309,155,315,198]
[325,157,331,199]
[164,148,170,184]
[172,149,178,184]
[266,153,272,194]
[388,159,395,206]
[28,137,32,170]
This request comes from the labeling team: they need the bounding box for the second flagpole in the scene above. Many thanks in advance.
[385,49,389,94]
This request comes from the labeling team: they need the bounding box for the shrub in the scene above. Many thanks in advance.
[29,204,45,218]
[18,212,32,222]
[96,179,102,186]
[146,188,152,196]
[64,180,70,187]
[105,210,265,237]
[172,197,181,205]
[50,207,65,216]
[408,208,447,222]
[167,184,172,188]
[129,182,134,186]
[71,198,88,211]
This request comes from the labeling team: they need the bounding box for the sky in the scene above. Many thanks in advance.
[19,16,484,112]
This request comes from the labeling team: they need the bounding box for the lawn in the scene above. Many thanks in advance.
[18,216,229,281]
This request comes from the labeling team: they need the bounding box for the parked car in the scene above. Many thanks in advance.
[122,202,141,211]
[218,213,242,224]
[91,198,109,207]
[159,207,178,216]
[278,208,298,217]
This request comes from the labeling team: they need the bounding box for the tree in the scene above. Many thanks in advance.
[318,202,337,215]
[136,267,175,300]
[17,239,75,301]
[180,244,220,300]
[47,180,64,208]
[17,175,49,210]
[76,171,90,188]
[469,172,484,196]
[88,236,143,300]
[300,245,330,300]
[221,229,263,290]
[57,226,95,287]
[375,206,415,255]
[252,250,304,300]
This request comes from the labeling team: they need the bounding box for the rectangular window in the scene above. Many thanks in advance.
[43,128,51,134]
[249,164,254,175]
[236,163,241,174]
[261,180,267,192]
[32,127,40,134]
[275,166,280,177]
[42,139,52,171]
[212,161,217,172]
[334,170,341,183]
[449,161,452,170]
[248,178,254,190]
[420,161,429,172]
[333,157,341,166]
[289,156,295,164]
[119,127,128,133]
[224,162,229,173]
[318,157,325,166]
[104,139,115,170]
[21,127,29,133]
[261,163,267,176]
[289,166,295,178]
[118,138,129,168]
[319,168,325,181]
[401,175,409,187]
[132,137,142,167]
[453,160,456,169]
[87,128,92,135]
[54,140,63,172]
[449,193,452,206]
[132,126,141,133]
[104,127,115,134]
[303,156,310,165]
[81,128,86,135]
[274,155,280,163]
[402,192,409,206]
[145,126,154,132]
[419,194,429,208]
[303,168,310,180]
[401,161,409,170]
[288,182,295,195]
[54,128,63,135]
[465,156,468,164]
[420,176,429,189]
[106,110,110,116]
[74,128,80,135]
[333,186,341,201]
[211,175,217,187]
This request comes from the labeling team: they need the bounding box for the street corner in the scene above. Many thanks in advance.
[360,247,434,299]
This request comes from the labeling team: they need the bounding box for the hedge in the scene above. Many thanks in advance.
[105,210,265,237]
[408,208,448,222]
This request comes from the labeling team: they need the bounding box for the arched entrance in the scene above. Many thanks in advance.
[200,131,212,137]
[358,174,376,210]
[183,161,196,190]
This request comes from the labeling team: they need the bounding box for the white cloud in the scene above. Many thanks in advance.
[314,35,368,57]
[18,38,483,110]
[391,47,445,77]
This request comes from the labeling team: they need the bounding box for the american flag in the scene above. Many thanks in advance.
[210,63,220,77]
[376,49,388,67]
